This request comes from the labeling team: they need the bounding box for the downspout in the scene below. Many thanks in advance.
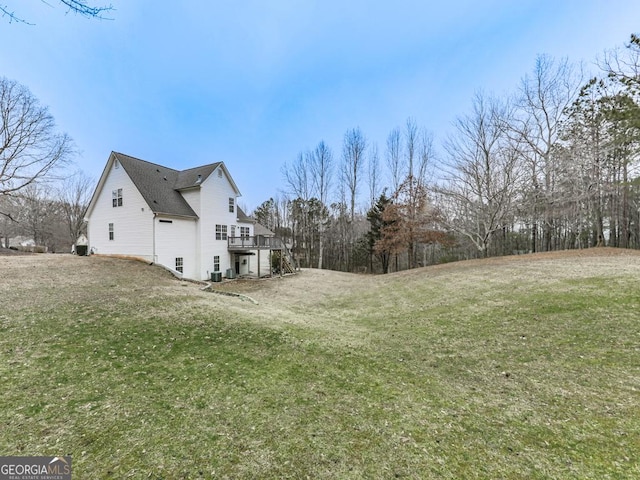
[152,213,157,263]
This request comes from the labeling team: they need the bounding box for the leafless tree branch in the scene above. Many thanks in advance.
[1,0,113,24]
[0,77,73,207]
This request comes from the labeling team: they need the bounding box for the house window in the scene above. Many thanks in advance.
[214,255,220,272]
[112,188,123,207]
[108,223,114,241]
[229,197,235,213]
[216,224,227,240]
[240,226,250,237]
[175,257,183,273]
[230,225,236,238]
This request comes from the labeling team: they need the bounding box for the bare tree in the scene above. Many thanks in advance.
[282,152,312,266]
[338,128,367,271]
[309,141,333,206]
[386,127,404,194]
[415,128,436,264]
[58,170,94,246]
[1,0,113,24]
[13,182,61,249]
[0,77,73,217]
[283,152,311,201]
[309,140,333,269]
[600,34,640,89]
[511,55,583,251]
[402,118,421,267]
[417,129,435,187]
[404,118,418,182]
[367,142,381,208]
[341,127,367,222]
[439,93,521,257]
[395,118,437,267]
[0,195,18,247]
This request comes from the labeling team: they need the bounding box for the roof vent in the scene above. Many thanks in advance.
[163,176,167,181]
[195,174,202,184]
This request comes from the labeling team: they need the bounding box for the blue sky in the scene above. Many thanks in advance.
[1,1,639,210]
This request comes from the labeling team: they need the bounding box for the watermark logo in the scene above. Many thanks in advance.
[0,456,71,480]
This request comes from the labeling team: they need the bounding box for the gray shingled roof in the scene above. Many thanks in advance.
[114,152,199,218]
[236,206,253,223]
[253,222,275,236]
[175,163,221,190]
[236,206,274,236]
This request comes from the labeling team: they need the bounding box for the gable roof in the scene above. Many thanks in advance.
[253,221,275,237]
[86,152,243,221]
[174,163,221,190]
[114,152,198,218]
[236,206,253,223]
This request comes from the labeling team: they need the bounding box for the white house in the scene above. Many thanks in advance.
[85,152,292,280]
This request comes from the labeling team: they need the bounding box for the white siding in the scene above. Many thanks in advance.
[155,216,198,279]
[257,250,271,277]
[198,167,239,280]
[237,220,254,237]
[181,189,200,217]
[179,188,201,273]
[87,158,258,281]
[233,220,259,276]
[87,161,154,260]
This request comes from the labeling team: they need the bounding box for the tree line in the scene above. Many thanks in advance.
[252,34,640,273]
[2,34,639,270]
[0,76,92,252]
[0,174,93,252]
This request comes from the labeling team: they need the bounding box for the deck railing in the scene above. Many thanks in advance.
[227,235,285,250]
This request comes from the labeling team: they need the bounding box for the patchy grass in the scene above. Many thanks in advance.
[0,251,639,478]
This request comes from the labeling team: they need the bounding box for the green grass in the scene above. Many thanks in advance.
[1,253,639,478]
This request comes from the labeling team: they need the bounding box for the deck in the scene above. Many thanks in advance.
[227,235,286,251]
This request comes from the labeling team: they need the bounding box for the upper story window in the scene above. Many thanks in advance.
[240,226,250,238]
[229,197,235,213]
[112,188,123,207]
[216,224,227,241]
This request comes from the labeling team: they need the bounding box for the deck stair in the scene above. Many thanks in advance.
[272,248,295,274]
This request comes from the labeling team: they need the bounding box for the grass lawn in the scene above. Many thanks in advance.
[0,250,639,479]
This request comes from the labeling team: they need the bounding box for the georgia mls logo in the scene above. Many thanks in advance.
[48,457,70,474]
[0,456,72,480]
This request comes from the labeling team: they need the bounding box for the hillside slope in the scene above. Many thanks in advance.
[1,249,639,478]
